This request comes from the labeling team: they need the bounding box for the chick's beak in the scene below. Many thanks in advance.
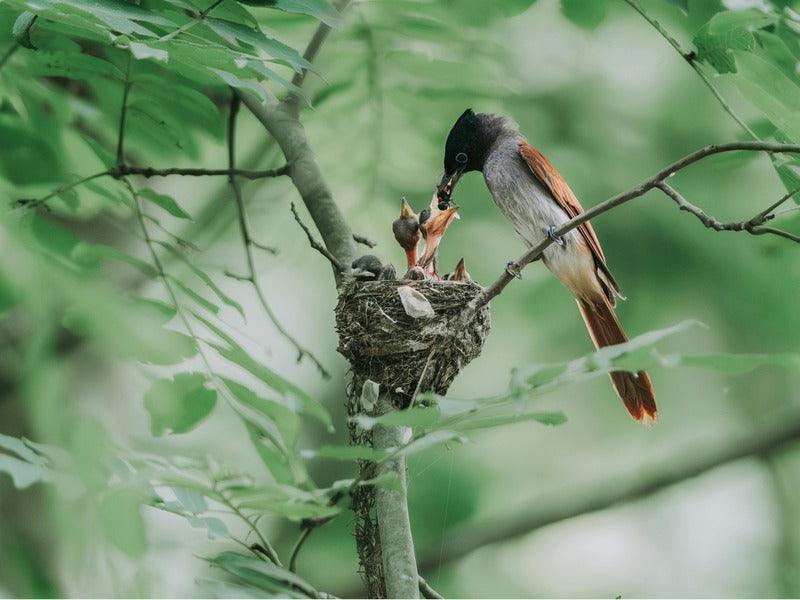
[436,170,462,206]
[399,197,416,219]
[419,205,459,268]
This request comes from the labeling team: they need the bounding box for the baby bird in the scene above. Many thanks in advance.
[443,257,471,282]
[392,198,421,269]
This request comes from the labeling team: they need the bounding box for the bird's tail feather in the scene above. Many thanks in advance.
[576,294,657,424]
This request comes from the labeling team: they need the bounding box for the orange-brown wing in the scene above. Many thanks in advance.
[518,141,622,299]
[518,140,607,264]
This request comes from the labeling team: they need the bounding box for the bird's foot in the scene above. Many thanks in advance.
[505,261,522,280]
[547,226,566,247]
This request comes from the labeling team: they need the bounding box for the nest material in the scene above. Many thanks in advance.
[335,279,491,406]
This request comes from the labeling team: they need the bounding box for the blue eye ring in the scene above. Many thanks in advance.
[455,152,468,165]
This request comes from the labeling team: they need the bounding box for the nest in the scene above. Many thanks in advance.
[335,279,491,407]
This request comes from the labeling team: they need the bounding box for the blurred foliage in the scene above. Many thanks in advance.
[1,0,800,597]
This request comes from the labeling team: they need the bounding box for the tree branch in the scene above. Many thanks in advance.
[418,576,443,599]
[656,182,800,240]
[286,0,353,111]
[467,141,800,314]
[290,201,344,272]
[417,409,800,573]
[236,90,356,284]
[372,395,420,599]
[352,233,377,248]
[113,164,290,179]
[227,94,330,379]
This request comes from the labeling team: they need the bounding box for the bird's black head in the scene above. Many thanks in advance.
[437,109,508,205]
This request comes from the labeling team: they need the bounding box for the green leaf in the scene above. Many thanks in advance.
[196,578,265,599]
[267,0,341,28]
[693,9,774,73]
[664,0,688,14]
[0,454,48,488]
[43,0,175,38]
[98,489,147,558]
[499,0,539,17]
[139,188,192,219]
[231,486,339,521]
[194,313,333,431]
[224,378,299,446]
[157,242,245,317]
[352,406,440,430]
[0,433,48,465]
[12,11,38,49]
[209,67,269,104]
[208,551,319,597]
[173,486,208,513]
[187,516,230,540]
[561,0,606,30]
[71,242,157,276]
[129,41,168,63]
[170,277,221,315]
[143,373,217,436]
[451,409,567,431]
[301,444,389,461]
[205,18,310,70]
[730,50,800,139]
[396,430,465,458]
[659,351,800,374]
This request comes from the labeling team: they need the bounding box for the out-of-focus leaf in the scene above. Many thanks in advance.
[664,0,688,14]
[12,12,38,49]
[352,406,440,430]
[395,430,465,458]
[157,242,244,317]
[98,488,147,558]
[451,410,567,432]
[0,120,62,185]
[194,313,333,431]
[187,516,230,540]
[231,486,339,521]
[143,373,217,436]
[170,277,221,315]
[42,0,175,38]
[139,188,192,219]
[660,351,800,373]
[173,486,208,513]
[196,578,264,599]
[301,444,389,461]
[224,378,299,446]
[730,50,800,139]
[207,551,318,597]
[0,433,48,465]
[71,242,157,276]
[0,454,48,488]
[500,0,538,17]
[561,0,606,30]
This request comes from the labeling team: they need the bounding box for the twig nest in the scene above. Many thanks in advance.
[335,279,491,406]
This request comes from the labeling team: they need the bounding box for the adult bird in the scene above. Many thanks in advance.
[436,109,656,423]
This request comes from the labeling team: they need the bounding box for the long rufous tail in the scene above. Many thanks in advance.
[576,294,657,423]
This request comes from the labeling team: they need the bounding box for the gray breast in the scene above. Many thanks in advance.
[482,135,574,248]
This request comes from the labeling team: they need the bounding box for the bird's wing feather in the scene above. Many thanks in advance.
[518,140,622,298]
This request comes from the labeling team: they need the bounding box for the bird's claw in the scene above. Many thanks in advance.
[547,225,566,247]
[505,261,522,280]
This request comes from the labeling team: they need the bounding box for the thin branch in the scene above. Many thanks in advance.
[417,409,800,573]
[227,94,331,379]
[290,201,345,272]
[467,141,800,313]
[15,171,109,209]
[159,0,223,43]
[288,526,314,573]
[656,182,800,241]
[287,0,353,108]
[622,0,759,140]
[113,164,290,179]
[116,55,132,165]
[352,233,377,248]
[418,576,444,600]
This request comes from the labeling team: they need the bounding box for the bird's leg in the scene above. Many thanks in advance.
[505,261,522,280]
[547,225,566,247]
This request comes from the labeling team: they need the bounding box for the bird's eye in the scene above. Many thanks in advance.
[455,152,468,165]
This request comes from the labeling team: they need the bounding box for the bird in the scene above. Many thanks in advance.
[418,194,460,277]
[436,109,656,423]
[378,263,397,281]
[392,197,421,269]
[351,254,384,280]
[443,257,471,282]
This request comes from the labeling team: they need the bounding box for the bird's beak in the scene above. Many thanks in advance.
[436,169,463,206]
[399,197,416,219]
[419,205,460,268]
[453,257,467,281]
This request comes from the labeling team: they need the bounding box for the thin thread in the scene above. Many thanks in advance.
[435,450,455,586]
